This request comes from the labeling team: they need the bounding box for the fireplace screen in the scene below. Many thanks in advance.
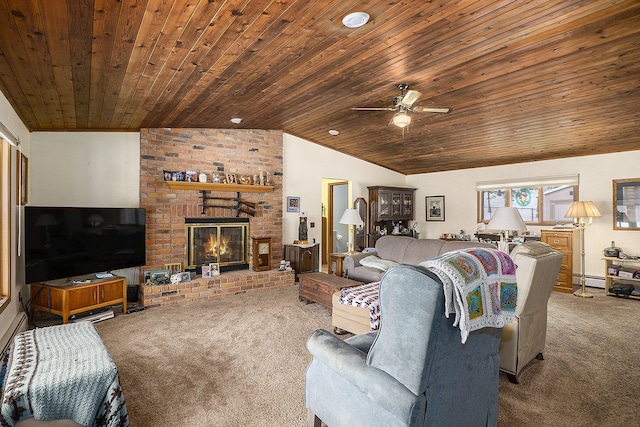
[185,218,249,271]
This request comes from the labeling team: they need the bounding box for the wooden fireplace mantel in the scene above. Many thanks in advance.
[166,181,274,193]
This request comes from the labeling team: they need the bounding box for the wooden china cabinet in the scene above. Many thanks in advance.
[367,186,416,247]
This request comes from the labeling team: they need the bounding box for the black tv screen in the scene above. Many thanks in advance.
[24,207,146,284]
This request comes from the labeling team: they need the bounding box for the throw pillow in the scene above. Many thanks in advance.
[359,255,399,271]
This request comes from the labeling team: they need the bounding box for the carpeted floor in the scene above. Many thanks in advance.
[94,285,640,426]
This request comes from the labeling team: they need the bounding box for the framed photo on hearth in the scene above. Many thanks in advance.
[202,264,212,278]
[209,263,220,276]
[426,196,445,221]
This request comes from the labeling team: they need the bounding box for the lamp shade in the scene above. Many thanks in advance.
[487,207,527,232]
[564,201,601,219]
[392,112,411,128]
[339,208,364,226]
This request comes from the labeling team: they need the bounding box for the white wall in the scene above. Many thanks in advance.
[0,90,30,343]
[29,132,140,207]
[407,150,640,279]
[282,133,406,251]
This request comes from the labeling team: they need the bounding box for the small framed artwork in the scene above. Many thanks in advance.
[426,196,445,221]
[185,170,198,182]
[226,172,237,184]
[209,263,220,276]
[201,264,212,278]
[163,263,182,275]
[287,196,300,213]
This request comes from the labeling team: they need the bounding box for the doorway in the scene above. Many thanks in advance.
[323,181,349,265]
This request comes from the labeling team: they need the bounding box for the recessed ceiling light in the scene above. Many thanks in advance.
[328,130,339,136]
[230,118,242,124]
[342,12,370,29]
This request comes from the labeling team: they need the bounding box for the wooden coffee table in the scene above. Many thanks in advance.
[299,272,362,313]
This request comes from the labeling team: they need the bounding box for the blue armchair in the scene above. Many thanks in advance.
[305,264,504,427]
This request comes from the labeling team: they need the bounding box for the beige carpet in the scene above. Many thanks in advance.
[94,285,640,426]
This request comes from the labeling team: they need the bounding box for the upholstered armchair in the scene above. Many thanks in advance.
[499,241,563,383]
[305,264,504,427]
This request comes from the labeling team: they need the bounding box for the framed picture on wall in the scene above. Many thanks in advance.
[426,196,445,221]
[16,152,28,205]
[287,196,300,213]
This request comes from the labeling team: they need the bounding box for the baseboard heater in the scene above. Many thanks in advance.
[572,275,605,289]
[70,309,114,324]
[1,312,28,358]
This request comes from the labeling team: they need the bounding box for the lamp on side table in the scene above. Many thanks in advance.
[487,207,527,253]
[339,208,364,254]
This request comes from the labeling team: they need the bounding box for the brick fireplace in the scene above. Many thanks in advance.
[139,128,292,307]
[185,217,249,271]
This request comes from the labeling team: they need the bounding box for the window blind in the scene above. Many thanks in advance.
[476,174,579,191]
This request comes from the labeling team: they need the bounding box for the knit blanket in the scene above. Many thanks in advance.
[339,281,381,329]
[420,248,517,343]
[0,322,129,427]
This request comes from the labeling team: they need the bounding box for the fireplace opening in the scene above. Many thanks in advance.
[185,218,249,272]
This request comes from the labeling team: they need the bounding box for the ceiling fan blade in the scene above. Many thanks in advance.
[351,107,396,111]
[400,90,422,106]
[414,106,452,114]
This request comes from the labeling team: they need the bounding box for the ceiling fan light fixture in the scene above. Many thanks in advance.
[342,12,370,28]
[392,112,411,128]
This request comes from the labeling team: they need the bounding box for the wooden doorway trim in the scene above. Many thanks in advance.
[326,181,348,265]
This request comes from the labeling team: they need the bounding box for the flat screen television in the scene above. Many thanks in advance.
[24,207,146,284]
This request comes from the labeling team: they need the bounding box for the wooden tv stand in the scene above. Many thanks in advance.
[30,276,127,324]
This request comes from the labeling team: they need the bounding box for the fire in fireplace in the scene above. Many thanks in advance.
[185,218,249,271]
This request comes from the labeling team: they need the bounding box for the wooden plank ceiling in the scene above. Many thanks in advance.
[0,0,638,175]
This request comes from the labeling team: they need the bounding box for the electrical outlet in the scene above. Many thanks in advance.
[310,222,315,228]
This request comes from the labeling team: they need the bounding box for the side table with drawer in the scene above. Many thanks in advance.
[298,272,362,313]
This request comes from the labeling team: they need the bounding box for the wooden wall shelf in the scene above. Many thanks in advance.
[166,181,274,193]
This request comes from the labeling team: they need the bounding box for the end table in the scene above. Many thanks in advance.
[328,252,350,277]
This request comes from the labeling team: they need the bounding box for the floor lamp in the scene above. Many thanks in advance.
[339,208,364,254]
[564,201,601,298]
[487,207,527,253]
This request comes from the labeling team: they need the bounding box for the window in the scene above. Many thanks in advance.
[0,139,11,313]
[477,175,579,226]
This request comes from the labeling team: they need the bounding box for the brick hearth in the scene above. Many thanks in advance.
[139,128,285,307]
[142,269,295,308]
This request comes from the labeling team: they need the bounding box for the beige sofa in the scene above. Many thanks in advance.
[342,235,495,283]
[333,236,495,334]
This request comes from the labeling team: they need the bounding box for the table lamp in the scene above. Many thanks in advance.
[339,208,364,254]
[564,201,601,298]
[487,207,527,253]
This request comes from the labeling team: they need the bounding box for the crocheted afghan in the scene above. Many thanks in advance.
[0,322,129,427]
[420,248,517,343]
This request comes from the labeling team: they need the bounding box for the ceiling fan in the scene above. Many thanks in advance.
[352,84,451,129]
